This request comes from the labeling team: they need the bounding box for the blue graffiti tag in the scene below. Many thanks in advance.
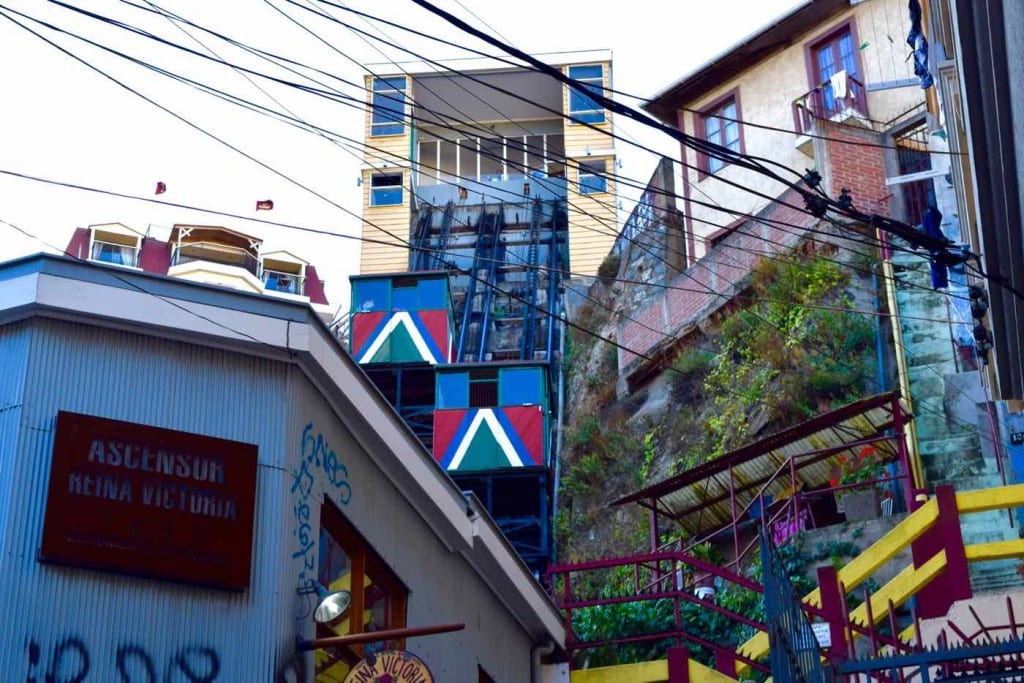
[25,637,219,682]
[291,423,351,597]
[299,423,352,501]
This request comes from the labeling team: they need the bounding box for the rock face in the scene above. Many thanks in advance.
[558,226,882,563]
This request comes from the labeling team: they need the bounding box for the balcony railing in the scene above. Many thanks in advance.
[792,72,868,136]
[90,240,139,267]
[262,269,306,296]
[171,242,260,278]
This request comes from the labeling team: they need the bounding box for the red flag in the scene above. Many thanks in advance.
[155,181,166,195]
[256,199,274,211]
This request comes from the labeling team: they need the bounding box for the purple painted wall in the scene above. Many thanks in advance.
[304,265,328,305]
[64,228,90,261]
[139,239,172,275]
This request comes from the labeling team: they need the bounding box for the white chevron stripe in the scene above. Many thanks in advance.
[448,408,523,470]
[357,311,438,364]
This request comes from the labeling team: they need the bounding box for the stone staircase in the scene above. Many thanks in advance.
[891,248,1019,593]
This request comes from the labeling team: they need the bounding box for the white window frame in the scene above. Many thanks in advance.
[567,64,606,125]
[370,173,404,206]
[370,77,407,137]
[578,160,608,195]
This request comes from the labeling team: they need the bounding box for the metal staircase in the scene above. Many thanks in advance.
[455,204,504,362]
[520,198,543,361]
[410,201,457,271]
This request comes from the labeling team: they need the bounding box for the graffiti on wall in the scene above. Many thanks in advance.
[24,636,220,682]
[291,423,351,603]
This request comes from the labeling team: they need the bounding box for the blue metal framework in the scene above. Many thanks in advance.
[364,364,436,450]
[456,206,504,362]
[456,470,549,575]
[761,525,828,683]
[352,195,567,575]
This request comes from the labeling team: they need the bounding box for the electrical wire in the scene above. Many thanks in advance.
[4,1,999,389]
[55,0,938,275]
[0,2,958,315]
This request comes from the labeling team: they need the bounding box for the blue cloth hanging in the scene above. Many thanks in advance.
[907,0,935,89]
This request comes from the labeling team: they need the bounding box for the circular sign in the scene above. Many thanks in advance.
[343,650,433,683]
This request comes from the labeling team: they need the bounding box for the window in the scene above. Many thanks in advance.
[90,241,138,267]
[700,96,741,175]
[370,77,407,136]
[436,371,469,409]
[468,368,499,408]
[578,160,608,194]
[352,278,389,313]
[500,367,542,406]
[262,270,302,294]
[316,502,407,680]
[370,173,403,207]
[809,25,862,114]
[894,122,934,224]
[567,65,606,124]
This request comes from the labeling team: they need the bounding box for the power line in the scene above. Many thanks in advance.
[4,0,950,313]
[2,5,991,466]
[295,1,963,159]
[55,0,932,275]
[0,2,951,309]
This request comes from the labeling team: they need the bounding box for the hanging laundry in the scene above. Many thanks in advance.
[154,181,166,195]
[256,199,274,211]
[830,70,849,99]
[907,0,935,89]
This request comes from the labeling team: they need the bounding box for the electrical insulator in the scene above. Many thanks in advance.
[969,284,989,320]
[973,323,994,365]
[837,188,854,211]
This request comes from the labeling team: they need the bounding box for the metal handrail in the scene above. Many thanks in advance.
[262,268,306,295]
[171,242,260,278]
[792,73,868,135]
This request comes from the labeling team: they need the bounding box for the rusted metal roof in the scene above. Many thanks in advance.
[612,392,911,536]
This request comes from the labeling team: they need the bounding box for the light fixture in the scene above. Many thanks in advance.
[314,585,352,625]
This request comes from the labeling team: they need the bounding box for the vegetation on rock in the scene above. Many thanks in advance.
[558,246,877,563]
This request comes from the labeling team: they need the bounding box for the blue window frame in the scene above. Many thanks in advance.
[370,173,403,206]
[353,279,390,313]
[418,277,447,309]
[391,284,418,311]
[567,65,605,124]
[436,372,469,409]
[499,367,543,406]
[578,160,608,195]
[371,77,407,136]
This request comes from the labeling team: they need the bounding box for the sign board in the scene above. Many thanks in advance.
[811,622,832,648]
[344,650,433,683]
[40,411,258,590]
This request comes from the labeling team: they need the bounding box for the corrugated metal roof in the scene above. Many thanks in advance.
[613,392,910,536]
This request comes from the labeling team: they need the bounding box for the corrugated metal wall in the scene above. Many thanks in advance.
[0,318,295,681]
[0,321,31,578]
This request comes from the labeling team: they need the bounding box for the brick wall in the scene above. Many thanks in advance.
[820,121,892,216]
[616,126,891,385]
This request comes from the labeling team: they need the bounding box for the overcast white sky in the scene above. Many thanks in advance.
[0,0,800,310]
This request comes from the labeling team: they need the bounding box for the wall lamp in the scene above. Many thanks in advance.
[296,580,464,652]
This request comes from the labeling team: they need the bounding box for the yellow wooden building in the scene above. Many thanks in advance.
[357,50,618,278]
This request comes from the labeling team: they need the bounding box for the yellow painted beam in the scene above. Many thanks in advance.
[822,498,939,606]
[847,551,946,627]
[956,485,1024,514]
[738,498,939,664]
[965,539,1024,562]
[571,660,667,683]
[569,657,740,683]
